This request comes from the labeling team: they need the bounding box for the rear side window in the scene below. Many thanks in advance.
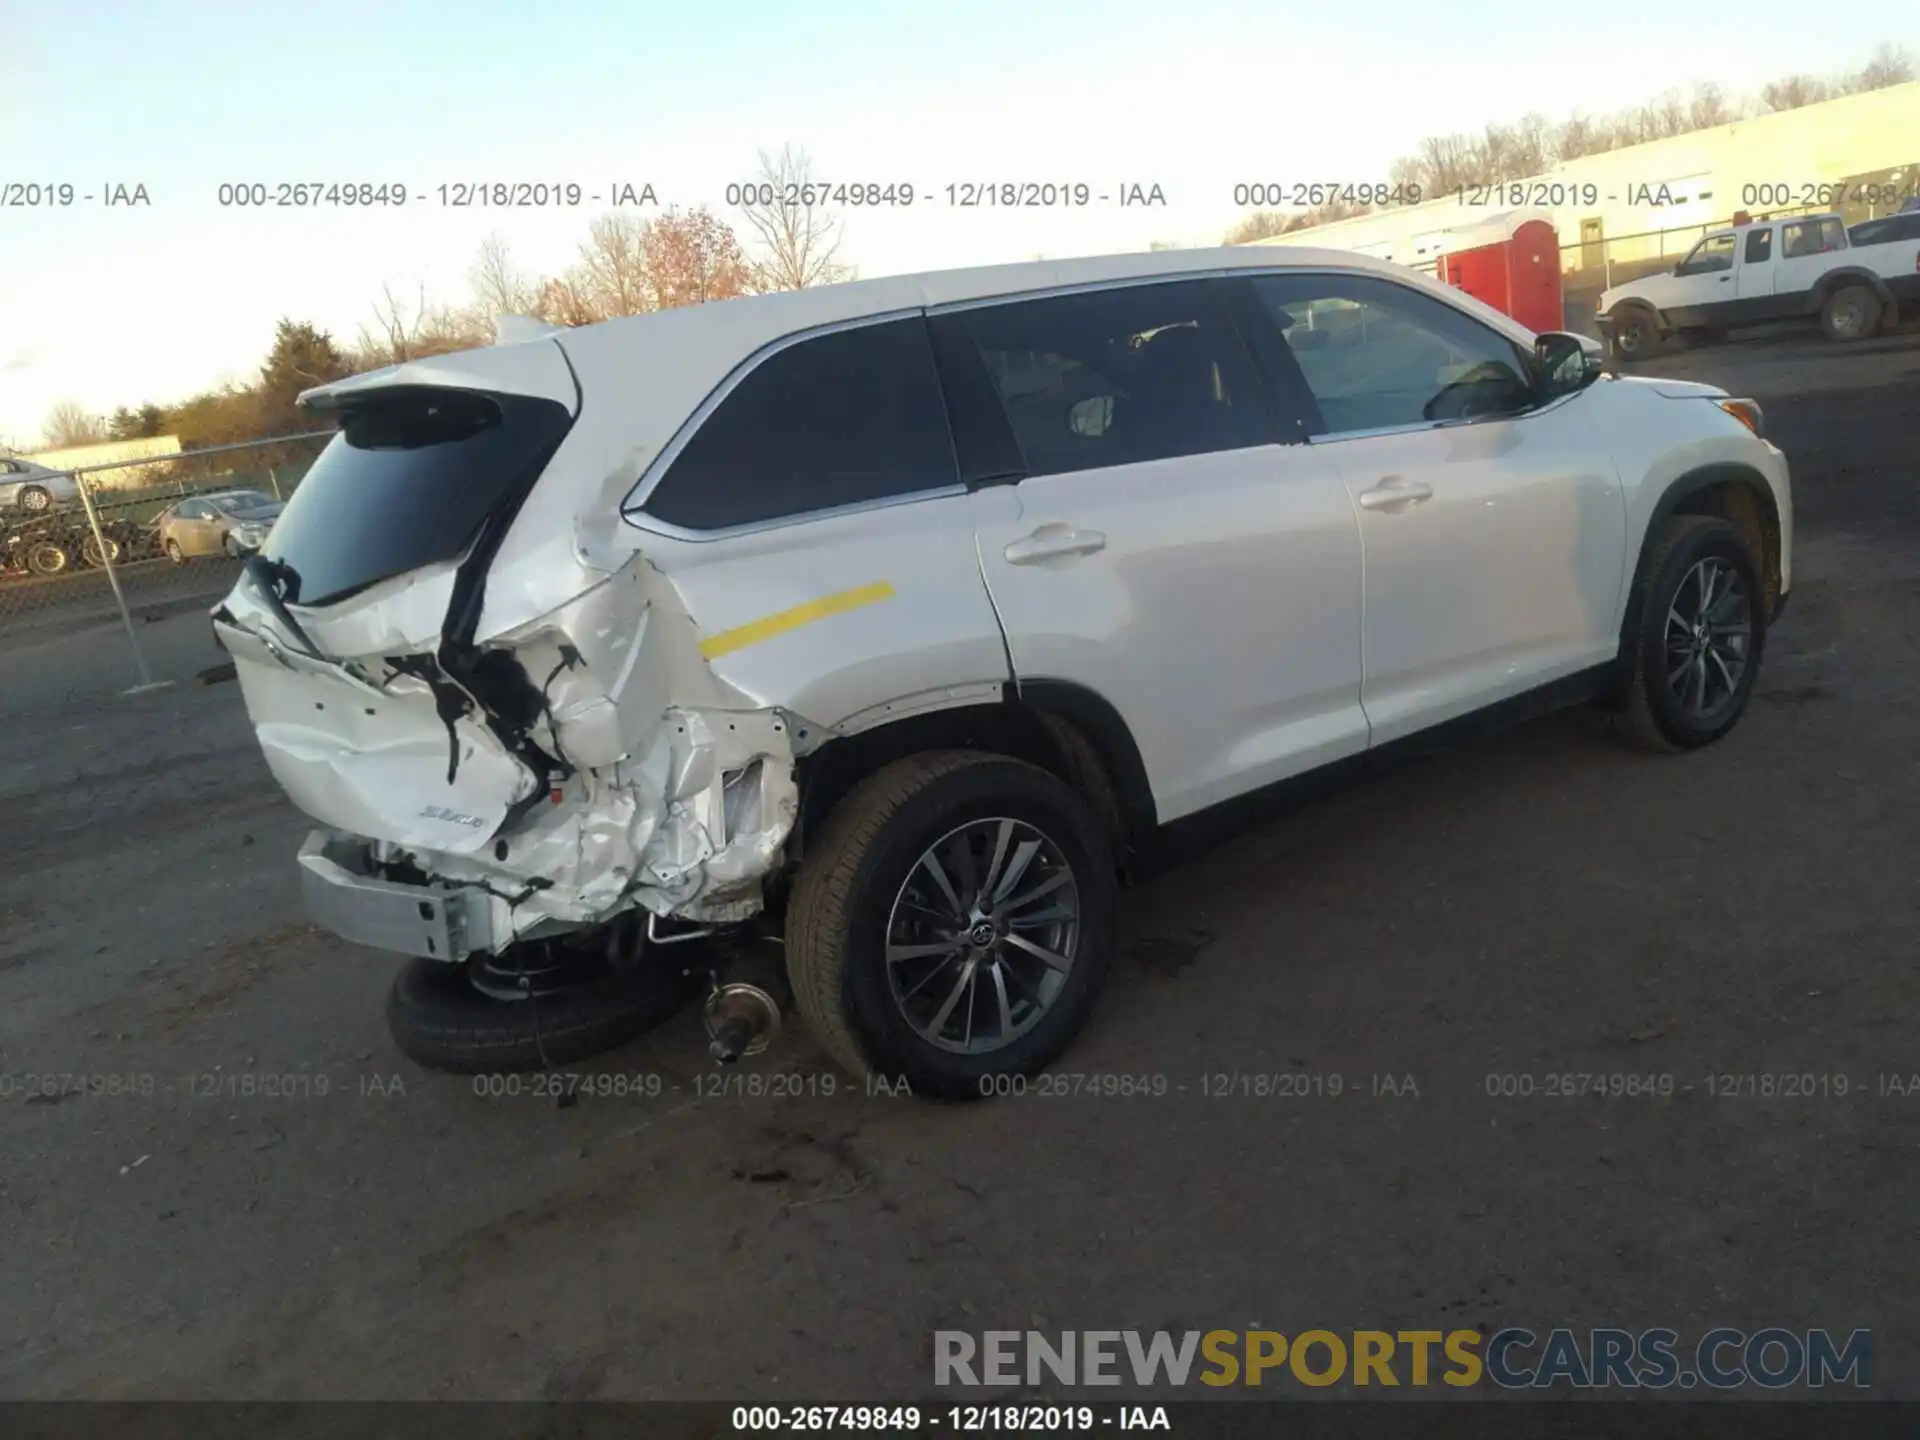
[640,317,958,530]
[263,388,573,607]
[1781,217,1845,259]
[943,280,1269,478]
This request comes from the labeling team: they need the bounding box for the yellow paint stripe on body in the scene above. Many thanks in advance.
[698,581,897,660]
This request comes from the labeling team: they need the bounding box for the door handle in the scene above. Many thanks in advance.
[1003,524,1107,564]
[1356,478,1434,512]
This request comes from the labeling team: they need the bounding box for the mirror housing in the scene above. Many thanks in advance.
[1535,331,1607,398]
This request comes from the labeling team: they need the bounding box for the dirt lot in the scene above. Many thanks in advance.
[3,336,1918,1403]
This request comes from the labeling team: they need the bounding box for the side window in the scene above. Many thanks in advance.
[1781,219,1845,259]
[176,501,205,520]
[1678,234,1736,275]
[945,280,1269,478]
[1744,228,1773,264]
[641,316,957,530]
[1247,273,1536,436]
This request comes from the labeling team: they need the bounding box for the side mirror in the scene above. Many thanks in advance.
[1535,331,1606,398]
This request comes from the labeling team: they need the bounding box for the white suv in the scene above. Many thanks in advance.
[214,246,1792,1097]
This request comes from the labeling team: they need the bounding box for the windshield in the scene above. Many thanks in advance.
[214,492,277,515]
[260,387,574,607]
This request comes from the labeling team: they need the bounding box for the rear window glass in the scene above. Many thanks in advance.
[263,388,573,606]
[639,317,958,531]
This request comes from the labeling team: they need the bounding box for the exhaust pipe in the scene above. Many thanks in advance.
[705,936,789,1065]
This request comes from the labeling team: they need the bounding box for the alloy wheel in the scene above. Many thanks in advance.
[1663,556,1751,721]
[884,817,1082,1055]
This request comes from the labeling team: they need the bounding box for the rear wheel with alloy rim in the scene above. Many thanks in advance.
[786,751,1117,1098]
[1611,515,1766,752]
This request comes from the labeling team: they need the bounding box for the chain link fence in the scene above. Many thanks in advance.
[0,430,333,716]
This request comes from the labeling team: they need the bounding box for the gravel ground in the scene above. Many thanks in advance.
[2,343,1916,1404]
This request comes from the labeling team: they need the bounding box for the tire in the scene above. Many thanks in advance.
[164,538,186,565]
[81,532,122,568]
[1820,285,1882,343]
[1609,308,1661,361]
[1611,515,1767,753]
[786,750,1118,1100]
[385,950,699,1074]
[17,485,52,514]
[25,540,70,577]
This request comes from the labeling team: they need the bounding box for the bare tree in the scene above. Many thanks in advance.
[1414,134,1482,195]
[1849,41,1914,92]
[1687,82,1737,130]
[354,281,489,369]
[42,399,105,449]
[572,214,653,319]
[1223,211,1292,244]
[735,144,851,291]
[1761,74,1835,112]
[470,234,541,318]
[535,274,602,328]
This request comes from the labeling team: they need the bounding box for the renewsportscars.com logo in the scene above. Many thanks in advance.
[934,1328,1873,1390]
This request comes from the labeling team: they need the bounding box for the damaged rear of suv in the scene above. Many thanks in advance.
[215,287,1124,1098]
[219,247,1790,1098]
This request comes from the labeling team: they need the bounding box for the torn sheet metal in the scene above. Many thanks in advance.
[223,548,803,945]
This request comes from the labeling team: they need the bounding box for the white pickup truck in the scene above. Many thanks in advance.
[1598,212,1920,358]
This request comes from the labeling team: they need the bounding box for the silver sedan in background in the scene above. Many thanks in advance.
[0,458,80,513]
[154,489,285,563]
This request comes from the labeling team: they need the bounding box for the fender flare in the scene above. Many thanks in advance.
[1606,298,1663,324]
[1617,463,1782,658]
[1809,267,1894,310]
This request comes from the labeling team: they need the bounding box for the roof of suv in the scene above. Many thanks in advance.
[298,243,1486,418]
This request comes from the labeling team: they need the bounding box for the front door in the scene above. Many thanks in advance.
[1230,270,1628,747]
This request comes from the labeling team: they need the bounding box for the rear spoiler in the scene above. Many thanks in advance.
[297,328,580,415]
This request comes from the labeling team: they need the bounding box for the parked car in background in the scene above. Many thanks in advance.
[0,458,80,514]
[216,244,1791,1096]
[1847,210,1920,248]
[154,489,284,563]
[1597,211,1920,357]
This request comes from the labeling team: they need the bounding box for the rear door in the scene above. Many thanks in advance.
[1730,225,1794,320]
[945,278,1368,824]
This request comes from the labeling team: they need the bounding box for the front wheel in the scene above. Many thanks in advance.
[786,751,1118,1099]
[1609,308,1661,361]
[82,531,122,567]
[1611,515,1766,752]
